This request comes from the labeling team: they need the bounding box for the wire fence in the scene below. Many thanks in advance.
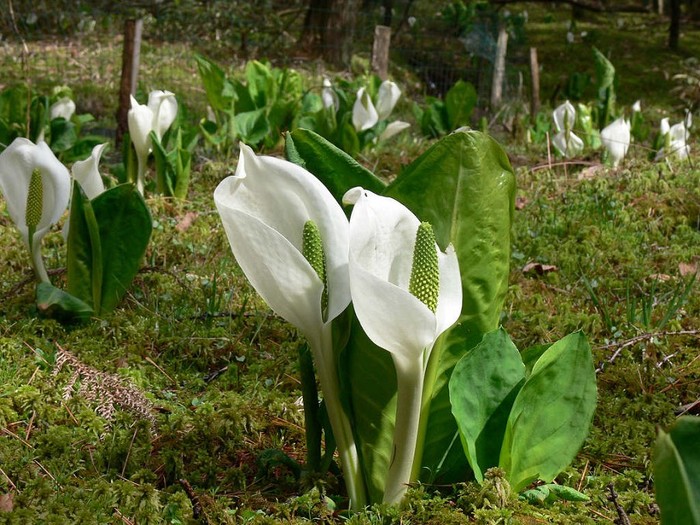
[0,2,529,124]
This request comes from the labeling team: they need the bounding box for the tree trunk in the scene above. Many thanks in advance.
[323,0,360,67]
[300,0,330,50]
[116,18,143,146]
[669,0,681,50]
[490,23,508,110]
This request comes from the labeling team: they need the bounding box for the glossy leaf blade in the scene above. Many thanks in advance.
[500,332,597,492]
[91,184,152,314]
[449,328,525,482]
[654,416,700,525]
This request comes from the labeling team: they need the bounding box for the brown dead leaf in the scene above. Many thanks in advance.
[577,165,604,180]
[515,196,529,210]
[523,262,558,275]
[649,273,671,282]
[679,262,698,277]
[175,212,199,233]
[0,493,14,512]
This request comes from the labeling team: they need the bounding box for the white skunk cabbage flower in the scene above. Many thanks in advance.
[379,120,411,142]
[375,80,401,121]
[147,90,178,141]
[343,187,461,504]
[553,100,576,133]
[0,138,71,282]
[552,101,583,158]
[128,91,178,194]
[50,97,76,121]
[214,143,365,508]
[632,100,641,113]
[667,122,690,159]
[321,78,339,112]
[600,117,631,167]
[352,87,379,132]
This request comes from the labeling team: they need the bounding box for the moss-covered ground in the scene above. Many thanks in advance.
[1,4,699,524]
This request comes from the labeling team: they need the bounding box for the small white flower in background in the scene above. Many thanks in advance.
[553,100,576,132]
[685,109,693,129]
[321,78,339,112]
[379,121,411,142]
[0,138,71,282]
[600,117,631,167]
[50,97,76,121]
[408,16,417,27]
[581,31,588,38]
[375,80,401,121]
[552,101,583,158]
[632,100,641,113]
[660,117,670,136]
[147,90,178,142]
[566,31,575,44]
[352,88,379,131]
[667,122,690,159]
[128,90,178,194]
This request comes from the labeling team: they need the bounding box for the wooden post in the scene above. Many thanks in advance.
[372,25,392,80]
[529,47,540,119]
[490,23,508,110]
[116,18,143,145]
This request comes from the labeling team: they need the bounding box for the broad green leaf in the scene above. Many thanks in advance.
[592,47,616,128]
[520,343,551,376]
[500,332,597,492]
[36,282,93,324]
[194,53,234,113]
[49,118,77,153]
[654,416,700,525]
[245,60,275,108]
[284,129,385,204]
[383,130,515,483]
[445,80,477,131]
[449,328,525,482]
[93,185,152,314]
[546,484,589,502]
[234,108,270,148]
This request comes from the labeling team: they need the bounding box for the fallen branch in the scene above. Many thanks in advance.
[607,483,631,525]
[596,329,700,372]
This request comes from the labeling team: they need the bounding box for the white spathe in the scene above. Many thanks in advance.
[71,143,108,200]
[379,120,410,142]
[600,117,631,167]
[553,100,576,133]
[352,87,379,132]
[0,138,71,282]
[375,80,401,121]
[321,78,339,112]
[552,130,584,158]
[50,97,76,121]
[147,90,178,141]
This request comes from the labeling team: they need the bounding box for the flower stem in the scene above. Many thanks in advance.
[298,342,322,473]
[136,152,146,195]
[309,326,367,510]
[383,358,424,505]
[28,230,50,283]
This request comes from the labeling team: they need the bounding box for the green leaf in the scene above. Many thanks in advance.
[67,184,152,316]
[445,80,477,130]
[449,328,525,482]
[49,118,77,153]
[500,332,597,492]
[194,53,234,112]
[35,282,93,324]
[383,130,515,483]
[66,183,103,310]
[245,60,275,108]
[284,129,385,204]
[545,484,589,502]
[234,108,270,148]
[520,343,551,376]
[654,416,700,525]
